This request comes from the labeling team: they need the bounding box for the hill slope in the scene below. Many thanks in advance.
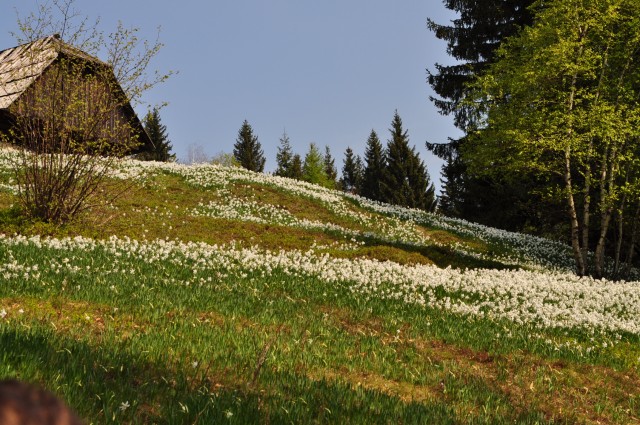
[0,150,639,423]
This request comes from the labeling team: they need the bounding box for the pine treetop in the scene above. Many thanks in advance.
[233,120,266,172]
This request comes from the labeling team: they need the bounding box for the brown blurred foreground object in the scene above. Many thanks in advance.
[0,380,84,425]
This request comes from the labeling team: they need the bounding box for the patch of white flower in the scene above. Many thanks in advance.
[3,150,638,338]
[0,149,575,270]
[1,233,640,336]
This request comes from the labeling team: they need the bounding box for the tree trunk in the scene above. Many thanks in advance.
[623,202,640,277]
[565,145,586,276]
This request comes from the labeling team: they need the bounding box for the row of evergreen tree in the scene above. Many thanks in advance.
[139,107,436,212]
[233,111,436,212]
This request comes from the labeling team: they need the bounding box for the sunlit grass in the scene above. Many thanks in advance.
[0,154,638,423]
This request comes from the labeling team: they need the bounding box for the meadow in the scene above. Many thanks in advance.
[0,147,639,423]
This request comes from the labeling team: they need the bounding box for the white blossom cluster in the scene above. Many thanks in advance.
[0,149,575,270]
[2,233,640,336]
[133,160,574,269]
[2,150,638,339]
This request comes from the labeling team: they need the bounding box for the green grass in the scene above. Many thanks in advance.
[0,162,638,423]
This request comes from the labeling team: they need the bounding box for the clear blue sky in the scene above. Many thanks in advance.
[0,1,462,193]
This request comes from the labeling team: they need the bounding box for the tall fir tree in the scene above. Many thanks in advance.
[382,111,436,211]
[324,146,338,189]
[275,131,294,177]
[341,147,363,194]
[303,143,331,188]
[233,120,266,172]
[427,0,533,131]
[140,108,176,162]
[361,130,385,202]
[354,156,364,193]
[289,154,304,181]
[426,0,536,227]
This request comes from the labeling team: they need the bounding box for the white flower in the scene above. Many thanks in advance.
[0,309,6,319]
[119,401,130,411]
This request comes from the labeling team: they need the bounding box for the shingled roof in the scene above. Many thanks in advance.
[0,35,152,153]
[0,35,103,108]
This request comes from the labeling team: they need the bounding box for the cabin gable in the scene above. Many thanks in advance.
[0,35,152,154]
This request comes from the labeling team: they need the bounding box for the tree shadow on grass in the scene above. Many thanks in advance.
[358,235,520,271]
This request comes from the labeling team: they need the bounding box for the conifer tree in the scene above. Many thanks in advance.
[324,146,338,189]
[382,111,436,211]
[275,131,293,177]
[290,154,304,181]
[233,120,265,172]
[427,0,535,226]
[303,143,331,188]
[341,147,363,194]
[354,156,364,193]
[361,130,385,202]
[140,108,175,162]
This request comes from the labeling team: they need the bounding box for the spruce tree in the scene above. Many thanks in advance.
[427,0,533,131]
[275,131,293,177]
[382,111,436,211]
[324,146,338,189]
[361,130,385,202]
[354,156,364,194]
[140,108,176,162]
[303,143,331,188]
[427,0,536,226]
[290,154,304,180]
[233,120,265,172]
[341,147,363,194]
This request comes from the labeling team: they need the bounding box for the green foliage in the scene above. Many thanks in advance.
[303,143,332,188]
[427,0,535,228]
[382,112,437,212]
[274,131,294,178]
[341,147,363,194]
[138,108,176,162]
[465,0,640,277]
[233,120,265,172]
[323,146,338,189]
[289,153,304,180]
[361,130,385,202]
[210,151,240,168]
[427,0,534,130]
[0,156,639,423]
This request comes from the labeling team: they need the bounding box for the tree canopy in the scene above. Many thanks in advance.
[382,112,436,212]
[341,147,363,194]
[361,130,385,202]
[466,0,640,277]
[140,108,175,162]
[233,120,265,172]
[426,0,535,228]
[275,131,294,178]
[303,143,332,188]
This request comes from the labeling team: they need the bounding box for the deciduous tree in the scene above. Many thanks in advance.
[2,0,171,224]
[466,0,640,277]
[426,0,535,226]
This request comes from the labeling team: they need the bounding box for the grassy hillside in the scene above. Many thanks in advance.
[0,148,639,424]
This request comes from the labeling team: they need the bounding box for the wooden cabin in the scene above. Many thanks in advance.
[0,34,153,154]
